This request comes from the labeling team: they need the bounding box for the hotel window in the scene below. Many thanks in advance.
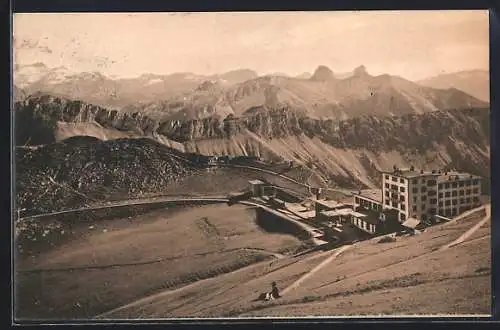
[451,191,457,197]
[473,188,479,194]
[445,183,450,189]
[459,181,465,187]
[439,202,443,207]
[445,192,451,197]
[452,182,458,188]
[438,192,443,198]
[445,209,451,217]
[412,179,418,184]
[466,197,471,203]
[400,178,404,184]
[355,197,360,203]
[385,191,389,197]
[459,190,464,196]
[427,180,437,186]
[428,190,436,196]
[392,201,398,208]
[438,183,443,189]
[421,187,427,193]
[473,179,479,185]
[391,184,398,190]
[400,195,405,202]
[466,180,472,186]
[452,199,458,205]
[412,188,418,193]
[385,175,389,180]
[466,189,471,195]
[429,208,437,215]
[460,198,465,204]
[400,214,406,221]
[473,196,479,202]
[421,204,426,210]
[430,198,437,204]
[413,206,417,212]
[400,186,405,192]
[392,177,397,182]
[451,209,457,216]
[413,197,417,203]
[385,200,390,205]
[421,179,426,185]
[445,200,451,206]
[401,204,406,211]
[421,196,427,201]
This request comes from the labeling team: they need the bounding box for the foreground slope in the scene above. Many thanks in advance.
[99,206,490,318]
[15,204,307,320]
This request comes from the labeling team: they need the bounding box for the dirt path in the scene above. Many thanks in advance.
[439,205,490,251]
[18,196,230,220]
[281,245,351,295]
[18,247,286,274]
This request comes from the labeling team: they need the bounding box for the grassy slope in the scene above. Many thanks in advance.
[100,208,490,318]
[15,204,304,320]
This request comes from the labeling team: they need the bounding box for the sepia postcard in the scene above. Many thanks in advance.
[12,10,491,321]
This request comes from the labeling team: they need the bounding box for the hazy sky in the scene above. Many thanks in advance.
[13,10,489,80]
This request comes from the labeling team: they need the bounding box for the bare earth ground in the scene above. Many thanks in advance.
[97,206,491,318]
[15,204,304,320]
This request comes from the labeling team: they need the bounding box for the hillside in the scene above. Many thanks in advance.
[15,137,197,216]
[90,205,489,318]
[15,95,490,191]
[15,204,307,320]
[418,70,489,103]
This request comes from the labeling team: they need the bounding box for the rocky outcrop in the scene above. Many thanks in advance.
[16,137,196,216]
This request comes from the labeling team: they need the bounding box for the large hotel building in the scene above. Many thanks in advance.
[380,167,482,223]
[354,166,482,225]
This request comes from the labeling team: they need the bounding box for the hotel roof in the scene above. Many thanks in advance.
[321,209,355,217]
[383,168,482,180]
[382,169,436,178]
[354,189,382,203]
[248,179,265,185]
[313,199,349,209]
[437,172,481,182]
[402,217,421,229]
[296,210,317,219]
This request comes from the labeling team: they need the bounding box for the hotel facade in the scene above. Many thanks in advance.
[381,167,482,223]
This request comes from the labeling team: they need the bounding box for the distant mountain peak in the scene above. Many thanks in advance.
[353,65,369,77]
[310,65,335,81]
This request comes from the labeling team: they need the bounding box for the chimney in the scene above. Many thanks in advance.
[420,169,424,174]
[410,165,415,171]
[431,170,436,174]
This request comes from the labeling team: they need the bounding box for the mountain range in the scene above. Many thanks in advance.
[417,69,489,102]
[14,63,487,122]
[13,62,490,191]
